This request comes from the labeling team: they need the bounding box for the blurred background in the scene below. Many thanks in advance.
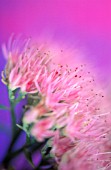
[0,0,111,169]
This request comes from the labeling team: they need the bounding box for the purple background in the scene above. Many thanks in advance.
[0,0,111,167]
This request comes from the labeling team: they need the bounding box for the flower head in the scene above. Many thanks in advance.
[2,34,51,93]
[3,34,111,170]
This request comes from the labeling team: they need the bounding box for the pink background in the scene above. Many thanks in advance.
[0,0,111,82]
[0,0,111,163]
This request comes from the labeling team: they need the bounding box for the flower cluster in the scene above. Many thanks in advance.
[2,35,111,170]
[2,34,51,92]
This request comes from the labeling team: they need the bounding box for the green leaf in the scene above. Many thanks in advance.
[0,104,10,110]
[24,148,35,169]
[16,123,31,138]
[16,124,24,131]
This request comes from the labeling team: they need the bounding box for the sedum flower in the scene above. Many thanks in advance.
[2,34,51,93]
[4,34,111,170]
[25,49,111,170]
[27,60,107,139]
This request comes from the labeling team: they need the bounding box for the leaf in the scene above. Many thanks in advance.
[16,124,24,131]
[0,104,10,110]
[24,148,35,169]
[16,123,31,140]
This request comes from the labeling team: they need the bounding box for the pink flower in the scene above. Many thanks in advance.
[24,54,110,144]
[32,62,111,170]
[58,136,111,170]
[51,131,74,163]
[2,34,51,93]
[31,117,55,142]
[48,111,111,170]
[23,99,49,124]
[6,34,110,169]
[50,111,111,170]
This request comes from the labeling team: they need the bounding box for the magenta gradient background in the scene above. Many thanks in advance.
[0,0,111,165]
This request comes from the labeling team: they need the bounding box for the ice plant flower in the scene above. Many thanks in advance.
[3,34,111,170]
[2,34,51,93]
[23,49,111,170]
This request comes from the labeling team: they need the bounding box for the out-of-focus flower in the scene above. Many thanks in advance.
[50,131,74,163]
[50,111,111,170]
[23,98,49,124]
[59,139,111,170]
[31,117,55,142]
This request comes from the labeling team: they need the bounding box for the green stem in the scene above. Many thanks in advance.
[8,88,16,136]
[10,100,16,136]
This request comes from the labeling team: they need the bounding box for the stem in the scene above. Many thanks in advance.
[8,88,17,136]
[2,128,22,167]
[2,88,22,167]
[10,100,16,136]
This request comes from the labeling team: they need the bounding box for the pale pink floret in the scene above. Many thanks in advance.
[31,117,55,142]
[23,99,49,124]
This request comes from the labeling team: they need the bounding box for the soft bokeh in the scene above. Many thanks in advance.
[0,0,111,168]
